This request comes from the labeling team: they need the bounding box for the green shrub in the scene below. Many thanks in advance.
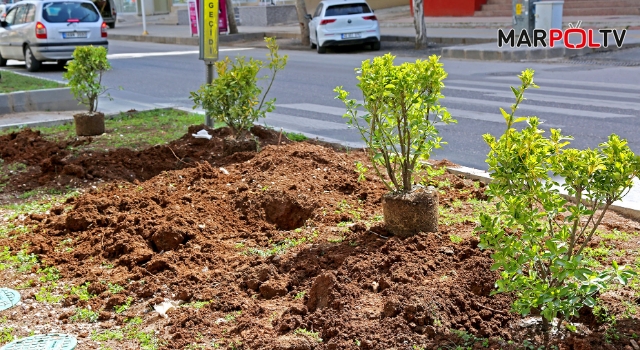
[477,69,639,344]
[335,54,455,193]
[190,37,287,138]
[62,46,111,113]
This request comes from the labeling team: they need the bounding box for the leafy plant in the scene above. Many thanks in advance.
[114,297,133,313]
[62,46,112,113]
[190,37,287,138]
[107,282,125,294]
[335,54,455,193]
[70,308,99,323]
[476,69,639,344]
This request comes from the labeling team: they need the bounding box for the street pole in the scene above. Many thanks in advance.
[141,0,148,35]
[199,0,219,127]
[205,63,213,126]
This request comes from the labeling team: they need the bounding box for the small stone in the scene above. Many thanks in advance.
[630,339,639,350]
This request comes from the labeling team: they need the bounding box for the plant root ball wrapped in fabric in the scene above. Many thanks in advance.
[382,186,438,237]
[73,112,105,136]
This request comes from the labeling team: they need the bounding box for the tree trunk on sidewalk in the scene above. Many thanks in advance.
[413,0,427,49]
[225,0,238,34]
[295,0,310,47]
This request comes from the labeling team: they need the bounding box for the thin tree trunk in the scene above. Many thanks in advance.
[413,0,427,49]
[295,0,310,47]
[225,0,238,34]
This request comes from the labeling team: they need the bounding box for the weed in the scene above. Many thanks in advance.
[107,283,125,294]
[0,247,38,272]
[101,262,114,269]
[294,291,306,300]
[224,311,242,322]
[34,283,64,303]
[15,279,34,290]
[182,300,211,309]
[244,232,317,257]
[38,266,61,283]
[0,326,15,344]
[327,236,345,243]
[449,235,463,244]
[114,297,133,314]
[69,308,99,323]
[70,282,95,301]
[294,328,322,343]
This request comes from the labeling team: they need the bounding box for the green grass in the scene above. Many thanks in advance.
[181,300,211,309]
[0,326,15,344]
[284,131,308,142]
[91,317,164,350]
[107,282,125,294]
[0,70,64,93]
[114,297,134,314]
[70,282,95,301]
[1,109,204,152]
[34,283,64,303]
[0,247,38,272]
[1,190,80,221]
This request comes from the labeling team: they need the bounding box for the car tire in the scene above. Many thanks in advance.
[371,41,381,51]
[24,45,41,72]
[108,22,115,29]
[0,52,7,67]
[316,32,326,53]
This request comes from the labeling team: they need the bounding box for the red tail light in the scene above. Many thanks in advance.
[320,19,336,25]
[363,15,377,20]
[101,22,108,37]
[35,22,47,39]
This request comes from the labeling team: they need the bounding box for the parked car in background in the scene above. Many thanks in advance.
[93,0,115,28]
[305,0,380,54]
[0,0,109,71]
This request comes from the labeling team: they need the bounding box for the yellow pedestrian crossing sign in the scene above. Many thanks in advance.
[199,0,219,62]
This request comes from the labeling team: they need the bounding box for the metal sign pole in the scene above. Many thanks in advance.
[140,0,148,35]
[199,0,219,127]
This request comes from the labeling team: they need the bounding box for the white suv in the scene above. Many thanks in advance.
[305,0,380,54]
[0,0,108,71]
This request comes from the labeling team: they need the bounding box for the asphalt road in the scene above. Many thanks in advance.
[4,40,640,170]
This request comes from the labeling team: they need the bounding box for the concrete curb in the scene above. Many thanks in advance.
[108,32,494,48]
[441,41,640,61]
[108,32,265,46]
[0,88,79,115]
[447,165,640,221]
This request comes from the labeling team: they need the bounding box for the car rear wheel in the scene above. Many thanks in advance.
[0,52,7,67]
[371,41,381,51]
[24,45,41,72]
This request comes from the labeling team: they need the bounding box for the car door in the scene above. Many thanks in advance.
[7,4,27,59]
[15,4,36,55]
[0,6,18,59]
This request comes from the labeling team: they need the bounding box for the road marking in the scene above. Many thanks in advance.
[485,76,640,92]
[277,103,348,117]
[265,112,350,130]
[107,48,253,60]
[444,86,640,114]
[446,79,640,100]
[443,96,635,119]
[276,100,562,126]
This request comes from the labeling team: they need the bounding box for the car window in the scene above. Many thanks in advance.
[325,3,372,16]
[313,3,322,17]
[13,6,27,25]
[42,2,100,23]
[25,4,36,23]
[4,5,18,24]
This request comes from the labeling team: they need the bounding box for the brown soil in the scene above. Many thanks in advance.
[1,128,639,350]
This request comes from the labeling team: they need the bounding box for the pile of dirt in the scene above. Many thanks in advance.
[2,130,638,349]
[0,139,525,349]
[1,125,292,192]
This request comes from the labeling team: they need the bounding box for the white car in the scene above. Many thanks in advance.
[305,0,380,54]
[0,0,108,71]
